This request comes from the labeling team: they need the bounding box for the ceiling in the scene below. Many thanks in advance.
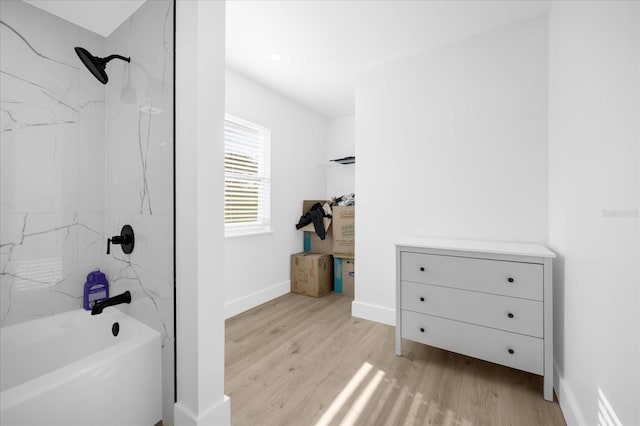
[226,0,550,119]
[23,0,145,37]
[26,0,550,119]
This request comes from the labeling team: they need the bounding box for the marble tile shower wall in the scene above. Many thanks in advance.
[1,1,174,424]
[1,1,106,325]
[104,1,174,423]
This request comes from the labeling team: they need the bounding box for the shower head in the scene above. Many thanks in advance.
[74,47,131,85]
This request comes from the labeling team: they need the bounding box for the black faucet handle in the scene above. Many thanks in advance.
[107,225,135,255]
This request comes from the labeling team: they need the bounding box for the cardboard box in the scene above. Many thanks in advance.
[303,227,333,255]
[332,205,354,258]
[290,252,333,297]
[333,257,354,297]
[300,200,333,255]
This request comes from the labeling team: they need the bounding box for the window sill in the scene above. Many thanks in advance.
[225,229,273,239]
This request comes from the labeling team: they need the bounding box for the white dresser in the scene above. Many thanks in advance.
[395,237,555,401]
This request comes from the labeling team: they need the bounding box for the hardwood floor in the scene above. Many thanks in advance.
[225,293,566,426]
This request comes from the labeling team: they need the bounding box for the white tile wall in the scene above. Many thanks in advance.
[104,2,175,423]
[1,0,105,325]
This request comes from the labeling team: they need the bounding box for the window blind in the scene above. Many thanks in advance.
[224,114,271,236]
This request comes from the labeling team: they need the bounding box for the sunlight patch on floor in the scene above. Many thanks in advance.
[339,369,385,425]
[387,384,410,421]
[405,391,423,425]
[367,377,397,420]
[315,362,373,426]
[314,361,475,425]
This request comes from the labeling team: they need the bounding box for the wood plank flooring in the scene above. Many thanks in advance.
[225,293,566,426]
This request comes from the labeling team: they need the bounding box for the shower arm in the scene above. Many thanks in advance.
[103,54,131,64]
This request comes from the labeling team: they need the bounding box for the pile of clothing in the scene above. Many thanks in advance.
[333,193,355,206]
[295,194,355,240]
[295,202,332,239]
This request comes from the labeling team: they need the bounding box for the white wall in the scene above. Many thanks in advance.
[224,68,327,318]
[326,115,355,199]
[548,2,640,425]
[354,17,549,325]
[175,1,229,425]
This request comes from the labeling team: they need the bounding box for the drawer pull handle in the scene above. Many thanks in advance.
[507,277,515,283]
[508,348,515,355]
[507,312,514,319]
[419,297,425,302]
[419,327,425,333]
[419,267,425,272]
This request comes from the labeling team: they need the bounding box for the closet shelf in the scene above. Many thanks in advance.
[330,156,355,165]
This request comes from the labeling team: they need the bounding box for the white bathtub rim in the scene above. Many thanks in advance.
[0,310,160,410]
[1,333,159,410]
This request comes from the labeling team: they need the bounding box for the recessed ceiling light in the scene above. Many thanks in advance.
[270,54,281,62]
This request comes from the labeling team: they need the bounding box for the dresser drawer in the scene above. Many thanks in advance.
[401,310,543,375]
[401,281,543,337]
[401,252,543,300]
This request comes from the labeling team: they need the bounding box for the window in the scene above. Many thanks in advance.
[224,114,271,236]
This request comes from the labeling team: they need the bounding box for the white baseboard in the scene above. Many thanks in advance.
[554,365,586,426]
[174,396,230,426]
[224,281,290,319]
[351,300,396,326]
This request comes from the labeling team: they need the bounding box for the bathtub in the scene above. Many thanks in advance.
[0,308,162,426]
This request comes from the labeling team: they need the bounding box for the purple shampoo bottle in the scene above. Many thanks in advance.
[83,269,109,310]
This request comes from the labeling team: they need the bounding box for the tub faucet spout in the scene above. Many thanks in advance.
[91,291,132,315]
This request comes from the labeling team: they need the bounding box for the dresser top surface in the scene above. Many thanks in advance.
[395,237,556,259]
